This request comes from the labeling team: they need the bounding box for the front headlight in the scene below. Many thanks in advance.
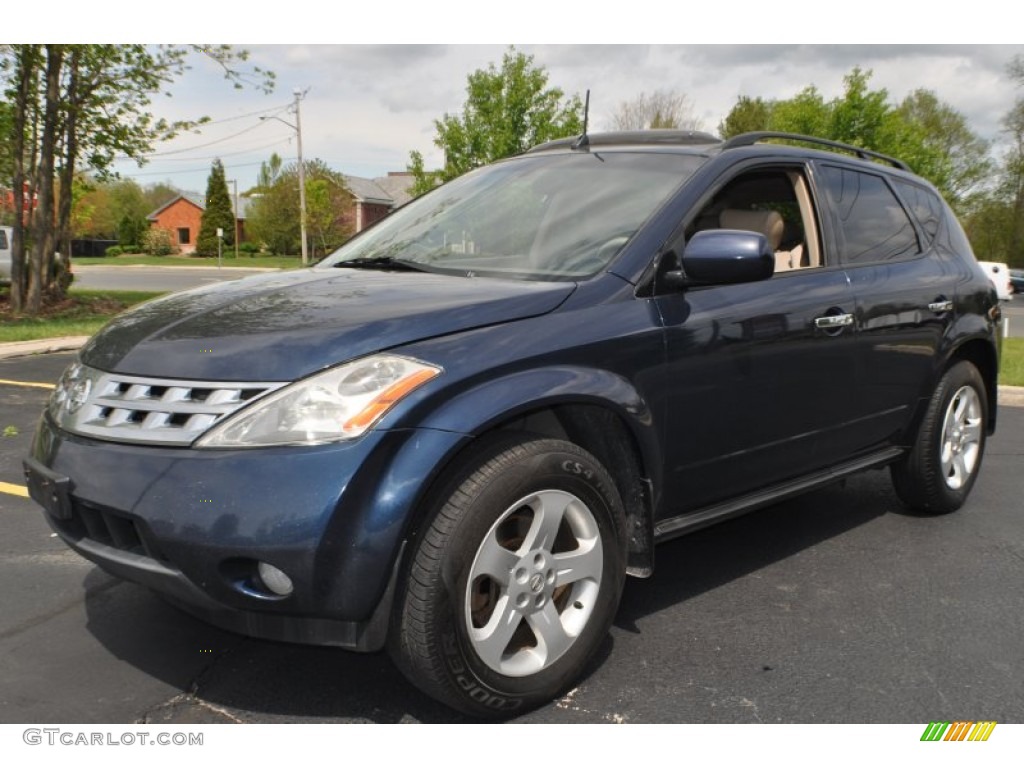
[194,354,441,448]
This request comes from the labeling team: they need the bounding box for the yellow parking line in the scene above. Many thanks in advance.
[0,481,29,498]
[0,378,53,390]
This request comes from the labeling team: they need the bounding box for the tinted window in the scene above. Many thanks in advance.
[820,166,919,264]
[0,229,8,249]
[893,179,942,243]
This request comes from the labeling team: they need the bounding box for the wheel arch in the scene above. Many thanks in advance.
[402,370,662,579]
[902,331,999,447]
[945,336,999,434]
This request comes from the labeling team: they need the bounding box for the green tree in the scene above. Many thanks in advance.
[408,47,583,194]
[1,44,273,314]
[717,68,987,207]
[247,158,353,258]
[196,159,235,256]
[769,84,832,138]
[108,178,148,226]
[0,100,13,223]
[143,181,182,213]
[962,194,1015,264]
[72,179,110,237]
[963,56,1024,268]
[407,150,441,198]
[1000,55,1024,264]
[117,213,146,248]
[718,96,774,138]
[898,90,991,207]
[251,152,283,194]
[70,177,164,239]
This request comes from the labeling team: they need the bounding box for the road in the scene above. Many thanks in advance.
[1,352,1023,724]
[72,265,279,293]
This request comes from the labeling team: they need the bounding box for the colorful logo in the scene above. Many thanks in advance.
[921,721,997,742]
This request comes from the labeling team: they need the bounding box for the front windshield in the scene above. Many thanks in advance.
[318,151,703,281]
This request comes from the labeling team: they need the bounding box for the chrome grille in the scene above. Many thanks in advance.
[50,364,285,446]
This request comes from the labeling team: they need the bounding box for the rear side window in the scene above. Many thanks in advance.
[0,229,8,249]
[892,179,942,243]
[819,166,920,264]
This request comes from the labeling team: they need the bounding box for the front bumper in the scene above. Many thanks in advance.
[25,415,467,650]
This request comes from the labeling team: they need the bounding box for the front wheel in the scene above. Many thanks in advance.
[891,361,988,514]
[389,435,627,717]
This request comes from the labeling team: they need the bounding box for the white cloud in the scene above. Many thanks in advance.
[101,44,1024,195]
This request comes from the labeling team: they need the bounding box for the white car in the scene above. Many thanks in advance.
[977,260,1013,301]
[0,225,12,281]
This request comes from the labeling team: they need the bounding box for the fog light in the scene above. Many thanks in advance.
[257,562,294,596]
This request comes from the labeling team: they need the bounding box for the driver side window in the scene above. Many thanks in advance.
[686,167,822,275]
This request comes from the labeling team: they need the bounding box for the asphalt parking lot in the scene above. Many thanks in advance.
[1,352,1022,724]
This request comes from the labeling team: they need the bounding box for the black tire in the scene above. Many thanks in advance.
[891,361,988,514]
[389,434,627,717]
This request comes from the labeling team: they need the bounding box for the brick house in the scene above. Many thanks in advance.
[342,172,414,233]
[146,174,411,253]
[146,195,250,254]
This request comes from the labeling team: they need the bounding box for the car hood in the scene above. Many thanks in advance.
[80,268,576,380]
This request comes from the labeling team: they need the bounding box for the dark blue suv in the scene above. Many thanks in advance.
[25,131,1001,716]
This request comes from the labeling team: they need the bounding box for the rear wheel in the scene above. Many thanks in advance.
[389,435,627,717]
[891,361,988,514]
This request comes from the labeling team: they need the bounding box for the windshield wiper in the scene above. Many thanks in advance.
[334,257,435,273]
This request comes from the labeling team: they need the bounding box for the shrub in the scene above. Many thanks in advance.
[239,242,261,255]
[105,245,124,258]
[141,228,174,256]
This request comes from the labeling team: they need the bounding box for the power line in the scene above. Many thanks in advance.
[137,121,269,157]
[112,105,292,161]
[125,136,293,163]
[197,102,294,126]
[115,158,295,178]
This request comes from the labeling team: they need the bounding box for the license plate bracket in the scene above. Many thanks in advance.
[23,457,73,520]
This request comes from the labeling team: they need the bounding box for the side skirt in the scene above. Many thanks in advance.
[653,447,904,543]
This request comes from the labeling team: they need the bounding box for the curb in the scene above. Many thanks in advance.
[74,265,281,272]
[2,336,1024,408]
[999,385,1024,408]
[0,336,90,360]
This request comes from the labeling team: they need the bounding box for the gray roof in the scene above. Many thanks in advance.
[374,174,414,207]
[146,193,252,220]
[342,175,392,206]
[342,173,414,209]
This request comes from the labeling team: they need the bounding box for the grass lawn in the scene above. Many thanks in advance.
[1001,337,1024,387]
[73,254,304,269]
[0,288,164,343]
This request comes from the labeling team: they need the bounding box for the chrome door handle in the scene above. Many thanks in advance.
[928,300,953,313]
[814,313,854,329]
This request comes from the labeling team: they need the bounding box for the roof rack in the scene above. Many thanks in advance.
[721,131,910,171]
[527,130,721,154]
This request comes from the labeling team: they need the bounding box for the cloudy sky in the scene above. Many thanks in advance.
[105,42,1024,196]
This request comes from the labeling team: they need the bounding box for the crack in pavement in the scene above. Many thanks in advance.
[137,638,248,724]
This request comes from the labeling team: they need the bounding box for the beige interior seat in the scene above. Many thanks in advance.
[719,209,793,273]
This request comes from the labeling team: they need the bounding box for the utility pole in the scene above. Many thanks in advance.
[231,178,239,260]
[260,88,309,265]
[294,88,308,266]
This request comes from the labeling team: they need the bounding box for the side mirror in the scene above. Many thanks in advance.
[664,229,775,288]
